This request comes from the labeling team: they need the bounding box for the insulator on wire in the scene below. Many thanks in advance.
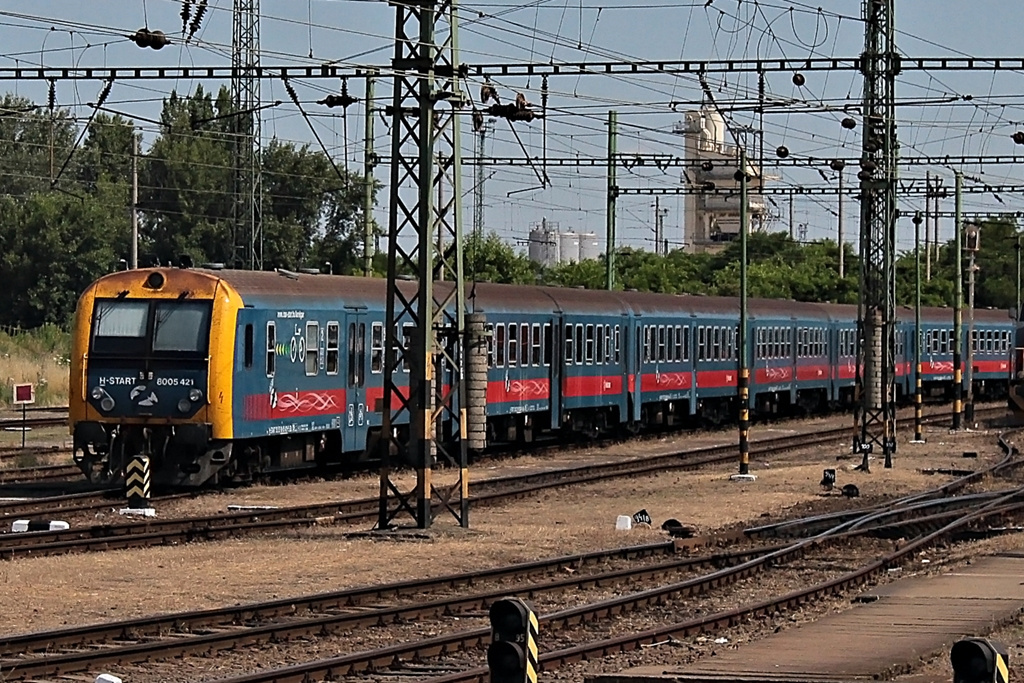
[792,72,806,87]
[181,0,192,36]
[317,79,358,109]
[283,78,299,105]
[841,117,857,130]
[187,0,208,42]
[95,80,113,108]
[130,28,170,50]
[1012,131,1024,145]
[47,80,55,111]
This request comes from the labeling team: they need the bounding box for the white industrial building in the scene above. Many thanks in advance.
[677,106,769,254]
[527,219,600,268]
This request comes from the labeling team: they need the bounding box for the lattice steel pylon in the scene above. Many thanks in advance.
[232,0,262,270]
[377,0,469,529]
[472,119,493,240]
[854,0,899,469]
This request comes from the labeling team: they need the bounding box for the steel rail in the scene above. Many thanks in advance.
[0,407,1004,560]
[6,436,1016,681]
[203,491,1024,682]
[0,495,990,680]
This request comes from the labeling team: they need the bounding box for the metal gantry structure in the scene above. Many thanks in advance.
[854,0,899,470]
[378,0,469,530]
[231,0,262,270]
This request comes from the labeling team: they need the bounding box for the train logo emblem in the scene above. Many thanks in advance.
[130,385,158,406]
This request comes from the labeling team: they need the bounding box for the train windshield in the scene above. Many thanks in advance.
[153,301,211,353]
[91,299,212,357]
[92,300,150,356]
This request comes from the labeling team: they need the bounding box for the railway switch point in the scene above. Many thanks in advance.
[729,473,757,482]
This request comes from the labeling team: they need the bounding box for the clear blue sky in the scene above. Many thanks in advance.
[2,1,1023,255]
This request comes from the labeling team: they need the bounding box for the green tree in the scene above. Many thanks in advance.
[0,94,77,196]
[464,231,536,284]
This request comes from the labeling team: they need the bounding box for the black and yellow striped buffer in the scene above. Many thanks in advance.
[126,455,152,508]
[951,638,1009,683]
[488,597,539,683]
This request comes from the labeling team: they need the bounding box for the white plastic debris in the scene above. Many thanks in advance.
[714,637,729,644]
[96,674,123,683]
[615,515,632,531]
[11,519,69,532]
[227,505,280,511]
[119,507,157,517]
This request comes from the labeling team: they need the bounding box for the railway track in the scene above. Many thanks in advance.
[2,429,1019,682]
[0,414,68,430]
[0,463,81,485]
[0,407,1001,561]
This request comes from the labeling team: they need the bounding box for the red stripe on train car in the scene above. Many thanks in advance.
[696,369,737,389]
[796,364,829,381]
[973,359,1010,373]
[244,388,347,420]
[564,375,622,398]
[365,386,410,411]
[488,378,552,403]
[835,360,856,380]
[641,371,692,392]
[754,366,793,384]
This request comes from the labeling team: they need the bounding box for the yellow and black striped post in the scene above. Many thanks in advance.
[951,638,1008,683]
[914,363,924,442]
[488,597,539,683]
[125,455,151,509]
[738,368,750,474]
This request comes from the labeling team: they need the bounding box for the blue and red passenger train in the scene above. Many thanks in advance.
[69,267,1015,487]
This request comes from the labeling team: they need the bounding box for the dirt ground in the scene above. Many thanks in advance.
[0,420,1009,638]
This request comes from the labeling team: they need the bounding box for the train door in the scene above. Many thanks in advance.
[343,311,367,452]
[549,315,563,428]
[629,317,642,422]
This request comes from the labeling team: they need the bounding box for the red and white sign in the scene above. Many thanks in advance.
[12,383,34,406]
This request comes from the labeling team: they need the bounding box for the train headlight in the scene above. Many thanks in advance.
[177,399,192,413]
[100,397,115,411]
[90,386,104,400]
[188,388,203,403]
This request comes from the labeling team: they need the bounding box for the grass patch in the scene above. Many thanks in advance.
[0,325,70,408]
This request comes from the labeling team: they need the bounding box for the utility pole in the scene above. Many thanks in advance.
[912,211,924,443]
[473,119,493,241]
[835,160,845,278]
[232,0,262,270]
[1016,236,1022,321]
[653,197,670,255]
[953,172,963,430]
[378,0,469,530]
[363,71,376,277]
[737,150,751,477]
[854,0,899,470]
[933,178,942,275]
[606,110,618,290]
[130,132,139,270]
[789,193,795,240]
[965,223,979,426]
[924,172,931,282]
